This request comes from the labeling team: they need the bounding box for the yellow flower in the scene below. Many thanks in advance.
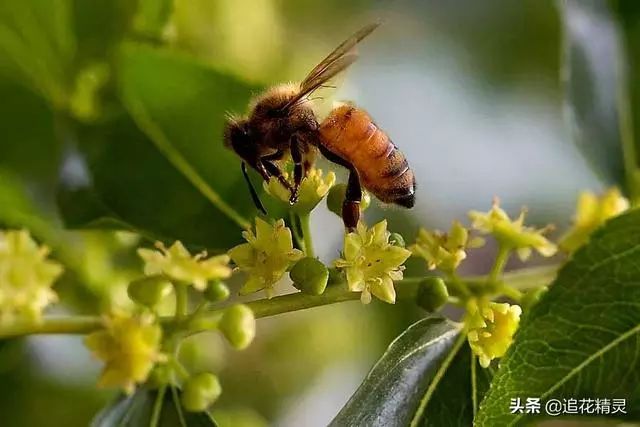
[466,298,522,368]
[264,167,336,213]
[85,313,164,394]
[410,221,484,272]
[228,218,303,297]
[0,229,62,324]
[138,241,232,291]
[334,220,411,304]
[468,199,557,261]
[559,188,629,253]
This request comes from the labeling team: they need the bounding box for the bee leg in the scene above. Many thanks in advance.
[290,136,304,205]
[259,159,295,194]
[343,168,362,232]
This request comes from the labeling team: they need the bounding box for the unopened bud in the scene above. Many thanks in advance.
[326,184,371,218]
[127,275,172,308]
[204,280,230,303]
[389,233,406,248]
[219,304,256,350]
[181,372,222,412]
[416,277,449,312]
[289,257,329,295]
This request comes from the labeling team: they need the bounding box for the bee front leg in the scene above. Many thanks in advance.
[259,159,295,195]
[343,168,362,232]
[290,136,304,205]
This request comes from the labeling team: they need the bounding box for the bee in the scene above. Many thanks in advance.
[224,23,415,231]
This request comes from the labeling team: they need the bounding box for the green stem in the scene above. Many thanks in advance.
[0,316,102,338]
[150,385,166,427]
[289,212,304,249]
[299,213,315,258]
[174,284,188,321]
[447,272,471,298]
[488,245,511,283]
[0,265,561,339]
[499,285,523,302]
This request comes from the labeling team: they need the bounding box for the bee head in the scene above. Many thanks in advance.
[223,116,250,149]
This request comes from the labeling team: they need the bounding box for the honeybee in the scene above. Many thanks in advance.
[224,23,415,230]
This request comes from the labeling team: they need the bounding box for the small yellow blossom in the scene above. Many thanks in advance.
[466,298,522,368]
[264,168,336,213]
[0,230,63,324]
[138,241,232,291]
[334,220,411,304]
[559,188,629,253]
[468,199,557,261]
[228,218,303,297]
[85,313,164,394]
[410,221,484,272]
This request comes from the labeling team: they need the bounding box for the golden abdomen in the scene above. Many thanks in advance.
[319,105,415,208]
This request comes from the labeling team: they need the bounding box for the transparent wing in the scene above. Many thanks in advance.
[281,22,380,111]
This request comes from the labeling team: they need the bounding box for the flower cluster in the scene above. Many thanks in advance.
[468,198,557,261]
[466,298,522,368]
[228,218,303,297]
[264,167,336,213]
[85,313,164,394]
[334,220,411,304]
[410,221,484,272]
[559,188,629,253]
[0,230,63,324]
[138,241,232,290]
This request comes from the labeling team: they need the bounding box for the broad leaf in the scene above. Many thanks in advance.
[559,0,625,185]
[58,45,281,250]
[331,316,491,427]
[92,387,217,427]
[476,209,640,425]
[0,0,75,107]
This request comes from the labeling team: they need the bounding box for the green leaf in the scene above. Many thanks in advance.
[476,209,640,425]
[0,0,75,107]
[331,316,486,427]
[58,44,282,249]
[91,386,217,427]
[559,0,626,186]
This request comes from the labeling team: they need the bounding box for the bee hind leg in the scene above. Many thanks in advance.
[343,168,362,232]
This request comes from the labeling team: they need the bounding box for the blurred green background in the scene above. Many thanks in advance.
[0,0,617,425]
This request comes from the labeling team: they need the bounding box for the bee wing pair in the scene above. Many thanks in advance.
[281,22,381,112]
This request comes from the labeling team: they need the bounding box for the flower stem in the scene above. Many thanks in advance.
[174,284,188,321]
[488,245,511,283]
[299,213,315,258]
[0,316,103,338]
[0,265,560,339]
[499,285,523,302]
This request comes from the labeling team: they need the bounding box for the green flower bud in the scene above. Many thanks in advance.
[521,286,548,309]
[127,275,173,308]
[181,372,222,412]
[204,280,230,303]
[389,233,406,248]
[289,257,329,295]
[219,304,256,350]
[416,277,449,312]
[326,184,347,217]
[326,184,371,217]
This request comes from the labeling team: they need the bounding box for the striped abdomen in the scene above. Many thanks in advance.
[318,104,415,208]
